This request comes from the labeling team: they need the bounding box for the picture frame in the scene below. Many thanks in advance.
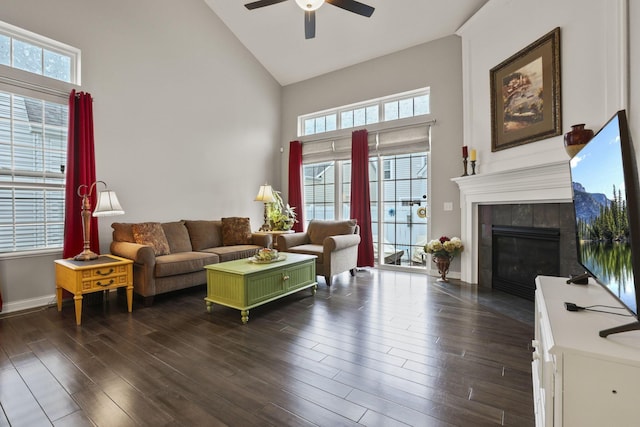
[490,27,561,152]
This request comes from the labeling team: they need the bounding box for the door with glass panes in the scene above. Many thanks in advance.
[339,152,428,268]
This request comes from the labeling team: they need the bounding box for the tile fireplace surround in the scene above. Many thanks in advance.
[452,160,577,284]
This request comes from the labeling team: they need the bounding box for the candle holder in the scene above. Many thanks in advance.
[462,157,469,176]
[471,160,476,175]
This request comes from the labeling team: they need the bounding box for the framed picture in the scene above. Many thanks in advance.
[490,27,561,152]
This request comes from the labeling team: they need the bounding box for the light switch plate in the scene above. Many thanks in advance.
[444,202,453,211]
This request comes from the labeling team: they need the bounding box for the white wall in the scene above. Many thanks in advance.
[281,35,465,271]
[457,0,628,174]
[455,0,638,285]
[0,0,281,312]
[631,1,640,137]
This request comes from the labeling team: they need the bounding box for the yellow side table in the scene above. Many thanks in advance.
[54,254,133,325]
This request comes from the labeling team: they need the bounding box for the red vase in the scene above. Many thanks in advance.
[564,124,594,158]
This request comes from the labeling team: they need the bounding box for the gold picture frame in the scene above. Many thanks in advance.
[490,27,561,152]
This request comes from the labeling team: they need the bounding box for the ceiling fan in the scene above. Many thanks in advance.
[244,0,375,39]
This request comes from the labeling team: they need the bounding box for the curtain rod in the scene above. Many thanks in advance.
[300,119,436,145]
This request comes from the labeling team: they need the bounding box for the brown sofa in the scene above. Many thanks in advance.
[110,218,271,305]
[277,219,361,286]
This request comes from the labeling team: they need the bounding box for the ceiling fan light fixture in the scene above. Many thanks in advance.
[295,0,324,11]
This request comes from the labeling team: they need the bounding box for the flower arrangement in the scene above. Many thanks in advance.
[424,236,464,259]
[267,190,297,231]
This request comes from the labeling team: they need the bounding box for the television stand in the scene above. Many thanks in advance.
[600,321,640,337]
[533,276,640,426]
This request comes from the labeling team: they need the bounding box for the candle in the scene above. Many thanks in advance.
[462,146,468,158]
[470,149,477,161]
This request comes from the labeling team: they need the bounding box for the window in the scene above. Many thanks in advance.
[298,87,432,267]
[0,20,79,254]
[303,161,336,221]
[304,114,337,135]
[384,94,429,121]
[303,153,428,268]
[0,21,79,84]
[0,92,67,252]
[299,88,429,137]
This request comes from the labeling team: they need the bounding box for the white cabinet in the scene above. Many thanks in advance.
[533,276,640,427]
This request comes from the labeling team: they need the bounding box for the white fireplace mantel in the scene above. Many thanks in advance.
[451,161,573,284]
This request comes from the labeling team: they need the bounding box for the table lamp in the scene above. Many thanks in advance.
[254,183,275,231]
[74,180,124,261]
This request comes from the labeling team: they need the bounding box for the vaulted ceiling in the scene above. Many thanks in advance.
[204,0,489,86]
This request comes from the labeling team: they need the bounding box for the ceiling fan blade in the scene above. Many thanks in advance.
[244,0,288,10]
[326,0,374,17]
[305,10,316,39]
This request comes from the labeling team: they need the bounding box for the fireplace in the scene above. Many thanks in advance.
[477,202,582,299]
[492,225,560,300]
[452,161,582,285]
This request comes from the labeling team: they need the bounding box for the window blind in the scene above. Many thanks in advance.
[301,120,433,164]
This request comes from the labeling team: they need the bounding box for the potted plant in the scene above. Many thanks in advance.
[267,190,297,231]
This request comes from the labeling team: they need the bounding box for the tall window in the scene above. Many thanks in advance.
[0,20,79,254]
[0,93,67,252]
[298,89,432,267]
[303,153,428,267]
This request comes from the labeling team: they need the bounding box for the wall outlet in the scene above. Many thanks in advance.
[444,202,453,211]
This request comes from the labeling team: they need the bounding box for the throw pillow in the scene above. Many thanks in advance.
[111,222,135,243]
[221,217,253,246]
[132,222,171,256]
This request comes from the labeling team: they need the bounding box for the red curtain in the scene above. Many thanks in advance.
[63,90,98,259]
[288,140,305,232]
[350,129,374,267]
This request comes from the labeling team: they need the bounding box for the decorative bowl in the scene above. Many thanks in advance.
[254,248,278,262]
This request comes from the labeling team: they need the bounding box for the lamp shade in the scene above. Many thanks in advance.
[255,184,275,203]
[295,0,324,10]
[93,190,124,217]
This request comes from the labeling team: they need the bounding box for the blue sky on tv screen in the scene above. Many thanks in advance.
[570,115,625,202]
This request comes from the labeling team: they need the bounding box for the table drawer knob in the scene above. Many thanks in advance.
[97,279,114,287]
[282,275,290,281]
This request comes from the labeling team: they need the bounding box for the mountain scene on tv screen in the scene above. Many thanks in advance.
[572,182,611,223]
[573,181,629,242]
[570,115,636,314]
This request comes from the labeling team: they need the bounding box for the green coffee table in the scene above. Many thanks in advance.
[204,253,317,324]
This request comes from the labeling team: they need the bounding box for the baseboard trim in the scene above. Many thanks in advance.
[1,294,56,315]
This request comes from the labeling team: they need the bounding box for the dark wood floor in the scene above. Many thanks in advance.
[0,269,535,426]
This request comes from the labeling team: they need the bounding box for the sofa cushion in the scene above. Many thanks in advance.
[154,251,219,278]
[161,221,192,253]
[307,219,357,245]
[111,222,135,243]
[286,244,324,264]
[132,222,171,256]
[202,245,261,262]
[221,217,252,246]
[184,220,222,251]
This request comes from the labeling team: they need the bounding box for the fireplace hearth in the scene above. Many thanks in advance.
[492,225,560,300]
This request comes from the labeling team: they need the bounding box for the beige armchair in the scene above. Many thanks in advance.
[277,219,361,286]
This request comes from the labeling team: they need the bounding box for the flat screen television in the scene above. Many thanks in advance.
[570,110,640,337]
